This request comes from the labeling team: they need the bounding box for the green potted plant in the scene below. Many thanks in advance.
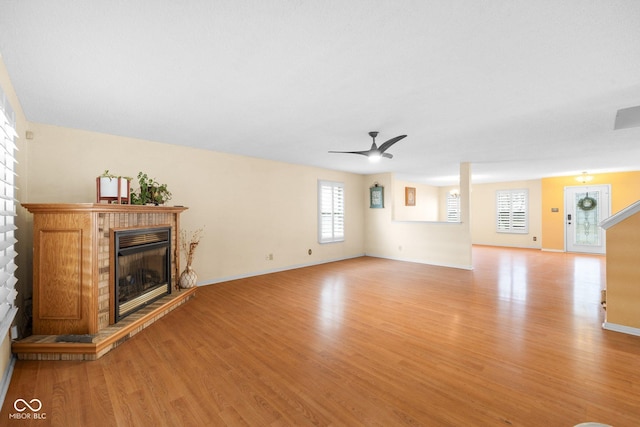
[130,172,172,205]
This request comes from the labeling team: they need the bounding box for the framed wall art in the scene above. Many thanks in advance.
[405,187,416,206]
[370,184,384,208]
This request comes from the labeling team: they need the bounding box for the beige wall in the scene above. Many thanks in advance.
[392,179,439,221]
[388,177,543,249]
[364,165,472,269]
[470,179,542,249]
[23,123,366,283]
[391,178,462,223]
[22,123,481,282]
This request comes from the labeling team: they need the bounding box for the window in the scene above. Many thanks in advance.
[0,88,18,339]
[496,189,528,233]
[446,192,460,222]
[318,180,344,243]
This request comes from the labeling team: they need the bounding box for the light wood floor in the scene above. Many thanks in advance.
[3,246,640,426]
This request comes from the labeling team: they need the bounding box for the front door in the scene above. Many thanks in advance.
[565,185,610,254]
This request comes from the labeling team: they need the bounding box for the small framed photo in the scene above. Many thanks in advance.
[405,187,416,206]
[370,185,384,208]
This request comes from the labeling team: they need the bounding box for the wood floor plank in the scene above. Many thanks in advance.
[2,247,640,426]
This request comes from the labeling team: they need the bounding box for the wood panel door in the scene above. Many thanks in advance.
[32,212,96,334]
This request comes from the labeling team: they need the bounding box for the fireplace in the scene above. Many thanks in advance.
[114,227,172,322]
[17,204,192,360]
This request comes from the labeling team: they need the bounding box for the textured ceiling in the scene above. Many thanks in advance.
[1,0,639,185]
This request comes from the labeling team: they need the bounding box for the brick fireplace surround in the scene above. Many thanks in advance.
[13,204,196,361]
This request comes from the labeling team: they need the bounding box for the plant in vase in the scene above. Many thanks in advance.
[178,227,204,289]
[130,172,172,205]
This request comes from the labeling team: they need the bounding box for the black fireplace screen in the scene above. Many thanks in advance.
[114,227,171,321]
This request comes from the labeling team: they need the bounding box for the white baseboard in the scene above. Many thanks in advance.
[0,355,16,409]
[602,322,640,337]
[197,253,366,286]
[196,252,474,287]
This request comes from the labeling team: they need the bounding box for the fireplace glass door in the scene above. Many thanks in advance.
[115,227,171,321]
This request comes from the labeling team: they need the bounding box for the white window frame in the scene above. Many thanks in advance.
[0,88,19,340]
[318,180,344,244]
[496,189,528,234]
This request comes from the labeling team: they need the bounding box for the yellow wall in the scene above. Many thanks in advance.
[604,210,640,329]
[541,172,640,251]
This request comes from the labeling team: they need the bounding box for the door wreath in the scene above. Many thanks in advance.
[577,195,597,211]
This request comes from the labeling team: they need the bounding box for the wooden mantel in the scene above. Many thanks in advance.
[22,202,188,214]
[15,203,193,360]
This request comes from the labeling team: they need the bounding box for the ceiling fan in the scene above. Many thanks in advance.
[329,131,407,162]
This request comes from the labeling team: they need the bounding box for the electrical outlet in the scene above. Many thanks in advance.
[268,253,273,261]
[533,236,537,241]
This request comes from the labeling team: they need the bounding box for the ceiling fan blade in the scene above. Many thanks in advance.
[378,135,407,153]
[328,150,370,156]
[329,132,405,160]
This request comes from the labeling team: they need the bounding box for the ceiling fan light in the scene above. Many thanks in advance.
[368,152,382,162]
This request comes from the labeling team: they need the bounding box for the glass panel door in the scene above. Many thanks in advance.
[565,185,610,254]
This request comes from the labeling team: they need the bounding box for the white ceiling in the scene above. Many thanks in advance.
[1,1,639,185]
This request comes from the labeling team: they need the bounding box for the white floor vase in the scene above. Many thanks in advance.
[178,266,198,289]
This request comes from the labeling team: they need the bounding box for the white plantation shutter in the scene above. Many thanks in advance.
[496,191,511,231]
[318,180,344,243]
[0,88,18,339]
[496,189,528,233]
[446,193,460,222]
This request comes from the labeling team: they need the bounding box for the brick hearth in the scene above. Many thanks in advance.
[13,288,195,361]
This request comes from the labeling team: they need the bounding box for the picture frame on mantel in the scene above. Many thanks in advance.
[405,187,416,206]
[370,184,384,208]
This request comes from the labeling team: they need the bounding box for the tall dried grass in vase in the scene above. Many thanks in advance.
[181,228,204,268]
[178,228,204,289]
